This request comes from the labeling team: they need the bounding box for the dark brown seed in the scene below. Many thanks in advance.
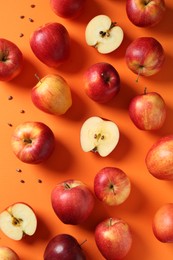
[20,15,25,19]
[20,180,25,183]
[31,4,35,8]
[20,109,25,113]
[19,33,24,37]
[38,179,42,183]
[29,18,34,22]
[8,95,13,100]
[8,123,13,127]
[16,168,22,172]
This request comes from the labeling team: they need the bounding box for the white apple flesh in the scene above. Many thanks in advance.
[0,203,37,241]
[85,15,124,54]
[80,116,120,157]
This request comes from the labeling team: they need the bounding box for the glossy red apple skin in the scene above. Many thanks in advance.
[94,167,131,206]
[11,122,55,164]
[84,62,120,103]
[129,91,166,130]
[50,0,86,19]
[30,22,70,68]
[44,234,86,260]
[152,203,173,242]
[125,37,165,77]
[145,135,173,180]
[51,179,95,225]
[0,38,23,81]
[0,246,19,260]
[95,217,132,260]
[126,0,166,27]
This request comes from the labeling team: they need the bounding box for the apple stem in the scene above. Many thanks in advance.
[109,218,113,227]
[64,183,71,189]
[35,73,41,82]
[136,66,143,83]
[144,87,147,95]
[23,138,32,144]
[80,239,87,247]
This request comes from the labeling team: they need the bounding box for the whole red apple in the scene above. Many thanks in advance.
[152,203,173,242]
[0,246,19,260]
[129,90,166,130]
[125,37,165,77]
[94,167,131,206]
[11,121,55,164]
[0,38,23,81]
[50,0,86,19]
[84,62,120,103]
[51,179,95,225]
[30,22,70,68]
[145,135,173,180]
[44,234,86,260]
[126,0,166,27]
[95,217,132,260]
[31,74,72,115]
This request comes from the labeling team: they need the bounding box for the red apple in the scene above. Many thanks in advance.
[44,234,86,260]
[0,38,23,81]
[0,203,37,241]
[51,179,95,225]
[129,90,166,130]
[145,135,173,180]
[95,217,132,260]
[50,0,86,19]
[83,62,120,103]
[0,246,19,260]
[126,0,166,27]
[125,37,165,77]
[152,203,173,242]
[94,167,131,206]
[31,74,72,115]
[30,22,70,68]
[11,121,55,164]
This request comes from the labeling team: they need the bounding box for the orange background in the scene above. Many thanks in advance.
[1,0,173,259]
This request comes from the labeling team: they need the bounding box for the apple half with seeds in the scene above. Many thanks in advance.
[0,203,37,241]
[80,116,120,157]
[85,14,124,54]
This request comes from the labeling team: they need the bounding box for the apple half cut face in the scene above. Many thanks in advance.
[0,203,37,240]
[85,15,124,54]
[80,116,120,157]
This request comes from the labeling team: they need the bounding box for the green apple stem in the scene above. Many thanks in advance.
[136,66,143,83]
[64,183,71,189]
[35,73,42,83]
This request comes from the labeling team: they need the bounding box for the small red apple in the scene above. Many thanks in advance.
[30,22,70,68]
[126,0,166,27]
[125,37,165,77]
[145,135,173,180]
[83,62,120,103]
[51,179,95,225]
[95,217,132,260]
[129,90,166,130]
[0,38,23,81]
[31,74,72,115]
[94,167,131,206]
[0,246,19,260]
[50,0,86,19]
[44,234,86,260]
[152,203,173,242]
[11,121,55,164]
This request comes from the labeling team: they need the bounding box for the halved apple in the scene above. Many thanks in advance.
[0,203,37,240]
[80,116,120,157]
[85,14,124,54]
